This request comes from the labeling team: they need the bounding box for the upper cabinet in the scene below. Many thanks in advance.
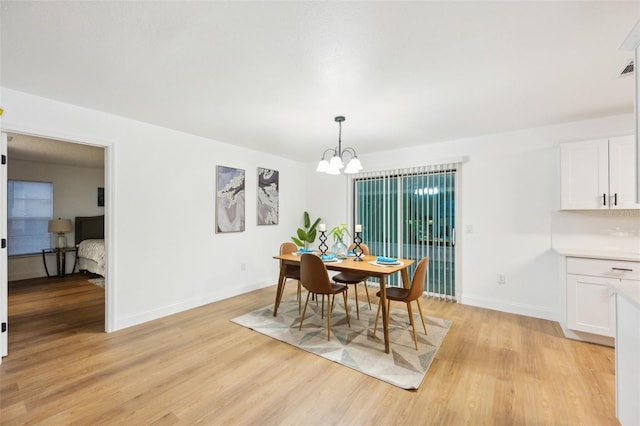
[561,135,639,210]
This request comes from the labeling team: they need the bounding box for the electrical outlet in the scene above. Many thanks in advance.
[497,273,506,285]
[241,263,247,271]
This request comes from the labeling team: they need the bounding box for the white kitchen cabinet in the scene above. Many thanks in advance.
[560,135,638,210]
[613,288,640,426]
[567,257,640,339]
[620,277,640,304]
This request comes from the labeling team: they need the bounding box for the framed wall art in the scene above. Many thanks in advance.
[257,167,279,225]
[216,165,245,233]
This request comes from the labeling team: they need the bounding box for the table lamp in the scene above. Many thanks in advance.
[48,218,73,248]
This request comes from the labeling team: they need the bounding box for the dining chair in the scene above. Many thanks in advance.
[278,242,302,313]
[299,253,350,340]
[332,243,372,320]
[373,257,429,350]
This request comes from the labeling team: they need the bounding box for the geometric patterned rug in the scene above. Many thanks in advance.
[231,294,452,389]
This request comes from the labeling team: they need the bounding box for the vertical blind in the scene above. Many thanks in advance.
[350,163,458,301]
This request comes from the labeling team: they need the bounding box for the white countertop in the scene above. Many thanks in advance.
[554,248,640,262]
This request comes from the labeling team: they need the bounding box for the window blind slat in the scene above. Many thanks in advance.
[351,164,458,300]
[8,180,54,256]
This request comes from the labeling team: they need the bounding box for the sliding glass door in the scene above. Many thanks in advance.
[352,165,458,300]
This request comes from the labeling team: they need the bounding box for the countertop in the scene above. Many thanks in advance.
[554,248,640,262]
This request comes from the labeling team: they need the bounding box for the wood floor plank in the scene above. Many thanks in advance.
[0,275,619,425]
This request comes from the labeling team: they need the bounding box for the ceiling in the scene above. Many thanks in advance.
[1,1,638,165]
[7,134,104,169]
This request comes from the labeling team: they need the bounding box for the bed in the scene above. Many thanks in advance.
[75,215,105,276]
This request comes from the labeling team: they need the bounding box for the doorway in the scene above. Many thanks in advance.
[350,163,460,301]
[1,131,111,362]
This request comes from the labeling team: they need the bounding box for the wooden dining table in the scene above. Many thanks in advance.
[273,252,415,354]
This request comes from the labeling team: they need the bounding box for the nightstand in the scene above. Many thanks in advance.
[41,247,77,278]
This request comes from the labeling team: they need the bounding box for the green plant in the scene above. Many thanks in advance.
[329,223,351,243]
[292,211,322,248]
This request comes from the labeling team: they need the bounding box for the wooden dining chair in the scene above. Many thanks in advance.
[278,242,302,313]
[299,253,350,341]
[373,257,429,350]
[332,243,372,320]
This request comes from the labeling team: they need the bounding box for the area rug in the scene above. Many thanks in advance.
[231,294,452,389]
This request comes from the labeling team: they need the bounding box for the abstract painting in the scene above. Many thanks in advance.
[257,167,279,225]
[216,165,245,233]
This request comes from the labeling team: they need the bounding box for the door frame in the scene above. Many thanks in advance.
[347,165,462,299]
[1,132,7,362]
[0,125,115,360]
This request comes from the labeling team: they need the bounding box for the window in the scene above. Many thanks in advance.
[351,164,458,300]
[8,180,53,256]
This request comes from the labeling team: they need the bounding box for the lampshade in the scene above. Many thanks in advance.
[48,218,73,234]
[316,159,330,172]
[329,155,344,171]
[326,164,341,175]
[344,157,363,174]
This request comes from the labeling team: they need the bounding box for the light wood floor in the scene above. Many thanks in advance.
[1,275,618,425]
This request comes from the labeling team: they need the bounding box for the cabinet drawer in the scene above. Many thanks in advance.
[567,257,640,281]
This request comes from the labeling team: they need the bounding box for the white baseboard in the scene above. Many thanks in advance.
[112,281,272,331]
[110,286,570,334]
[8,271,47,282]
[559,323,614,347]
[364,285,563,323]
[460,293,564,323]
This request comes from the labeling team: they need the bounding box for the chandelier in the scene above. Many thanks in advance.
[316,116,363,175]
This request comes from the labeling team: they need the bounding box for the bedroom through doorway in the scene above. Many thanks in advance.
[3,133,108,358]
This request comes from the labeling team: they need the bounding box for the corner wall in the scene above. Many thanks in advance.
[1,88,307,331]
[307,113,636,324]
[3,86,636,330]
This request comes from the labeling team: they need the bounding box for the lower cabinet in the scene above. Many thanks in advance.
[567,272,615,337]
[567,257,640,339]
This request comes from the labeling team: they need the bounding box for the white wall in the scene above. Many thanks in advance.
[1,88,307,331]
[2,86,637,332]
[8,158,105,280]
[307,113,637,324]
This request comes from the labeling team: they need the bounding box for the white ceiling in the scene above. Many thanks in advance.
[1,1,638,165]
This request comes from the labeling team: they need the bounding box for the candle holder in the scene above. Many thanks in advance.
[353,232,363,261]
[318,230,328,255]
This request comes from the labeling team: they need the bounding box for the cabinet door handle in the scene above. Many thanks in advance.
[612,267,633,272]
[603,193,606,206]
[614,193,618,206]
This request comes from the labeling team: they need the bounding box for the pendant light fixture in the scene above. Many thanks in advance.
[316,116,363,175]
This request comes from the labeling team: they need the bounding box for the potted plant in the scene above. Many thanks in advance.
[291,211,321,249]
[329,223,351,258]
